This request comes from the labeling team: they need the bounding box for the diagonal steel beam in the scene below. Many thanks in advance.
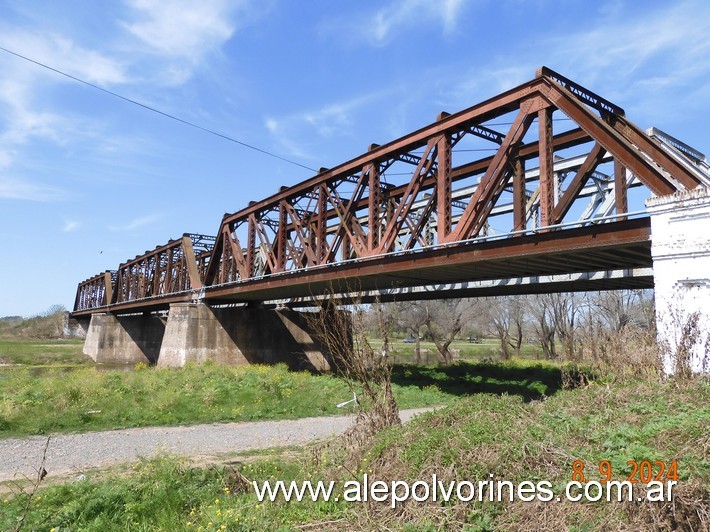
[540,81,678,196]
[446,103,537,242]
[552,143,606,224]
[376,137,440,253]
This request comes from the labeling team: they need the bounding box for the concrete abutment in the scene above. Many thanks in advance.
[83,304,341,370]
[648,187,710,374]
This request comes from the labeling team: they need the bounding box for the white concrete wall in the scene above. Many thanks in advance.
[647,187,710,374]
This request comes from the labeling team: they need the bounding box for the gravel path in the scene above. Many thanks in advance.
[0,408,432,483]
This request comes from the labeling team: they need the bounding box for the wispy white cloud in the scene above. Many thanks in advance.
[441,64,533,109]
[109,214,161,232]
[0,28,129,150]
[535,1,710,128]
[0,149,14,169]
[321,0,468,46]
[439,0,710,122]
[263,118,312,160]
[120,0,248,84]
[265,91,394,160]
[0,176,67,201]
[547,3,710,82]
[0,29,128,87]
[122,0,235,59]
[0,0,263,207]
[62,220,80,232]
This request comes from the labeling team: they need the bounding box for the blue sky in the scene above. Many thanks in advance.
[1,0,708,317]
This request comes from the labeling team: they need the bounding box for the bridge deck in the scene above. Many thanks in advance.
[72,217,651,316]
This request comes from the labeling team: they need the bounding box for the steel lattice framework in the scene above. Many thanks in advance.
[72,67,708,316]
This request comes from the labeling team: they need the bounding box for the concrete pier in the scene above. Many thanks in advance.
[83,313,166,365]
[157,304,333,371]
[648,187,710,374]
[82,304,340,370]
[63,312,89,338]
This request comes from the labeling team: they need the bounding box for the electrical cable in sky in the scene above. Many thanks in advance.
[0,45,318,173]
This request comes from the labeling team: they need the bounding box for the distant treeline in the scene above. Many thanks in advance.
[0,305,67,339]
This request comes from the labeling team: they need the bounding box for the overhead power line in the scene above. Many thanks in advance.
[0,45,317,173]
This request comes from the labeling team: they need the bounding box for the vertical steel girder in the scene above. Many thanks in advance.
[436,135,453,242]
[512,155,526,232]
[367,163,381,251]
[614,160,628,215]
[73,67,707,313]
[537,106,555,227]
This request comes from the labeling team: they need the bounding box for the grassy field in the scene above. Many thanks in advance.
[2,338,707,529]
[0,360,565,438]
[0,338,89,366]
[0,336,539,367]
[371,337,544,364]
[2,371,707,530]
[0,337,560,438]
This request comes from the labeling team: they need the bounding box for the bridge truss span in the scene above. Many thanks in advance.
[72,67,708,316]
[74,234,215,312]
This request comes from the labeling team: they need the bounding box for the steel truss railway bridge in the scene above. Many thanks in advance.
[71,67,710,373]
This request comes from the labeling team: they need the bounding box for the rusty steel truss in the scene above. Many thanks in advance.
[73,67,708,316]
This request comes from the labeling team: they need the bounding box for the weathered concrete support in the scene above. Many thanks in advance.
[157,303,338,370]
[63,311,89,338]
[83,313,166,365]
[647,187,710,374]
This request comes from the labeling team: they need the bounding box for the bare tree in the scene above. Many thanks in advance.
[22,305,67,339]
[487,296,525,359]
[391,302,427,364]
[307,296,400,443]
[549,293,581,359]
[415,299,479,364]
[527,295,557,359]
[592,290,643,332]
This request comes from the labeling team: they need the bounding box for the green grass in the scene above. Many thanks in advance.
[0,360,567,438]
[2,371,707,530]
[0,338,89,366]
[1,455,225,531]
[361,376,709,529]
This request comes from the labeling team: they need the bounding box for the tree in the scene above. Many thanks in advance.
[487,296,525,359]
[591,290,646,332]
[549,293,580,359]
[415,299,479,364]
[527,295,557,359]
[392,302,427,364]
[307,296,400,445]
[23,304,67,339]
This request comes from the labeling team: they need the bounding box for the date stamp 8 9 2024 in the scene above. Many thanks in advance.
[571,460,679,484]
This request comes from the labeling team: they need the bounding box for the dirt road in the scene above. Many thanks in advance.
[0,408,432,483]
